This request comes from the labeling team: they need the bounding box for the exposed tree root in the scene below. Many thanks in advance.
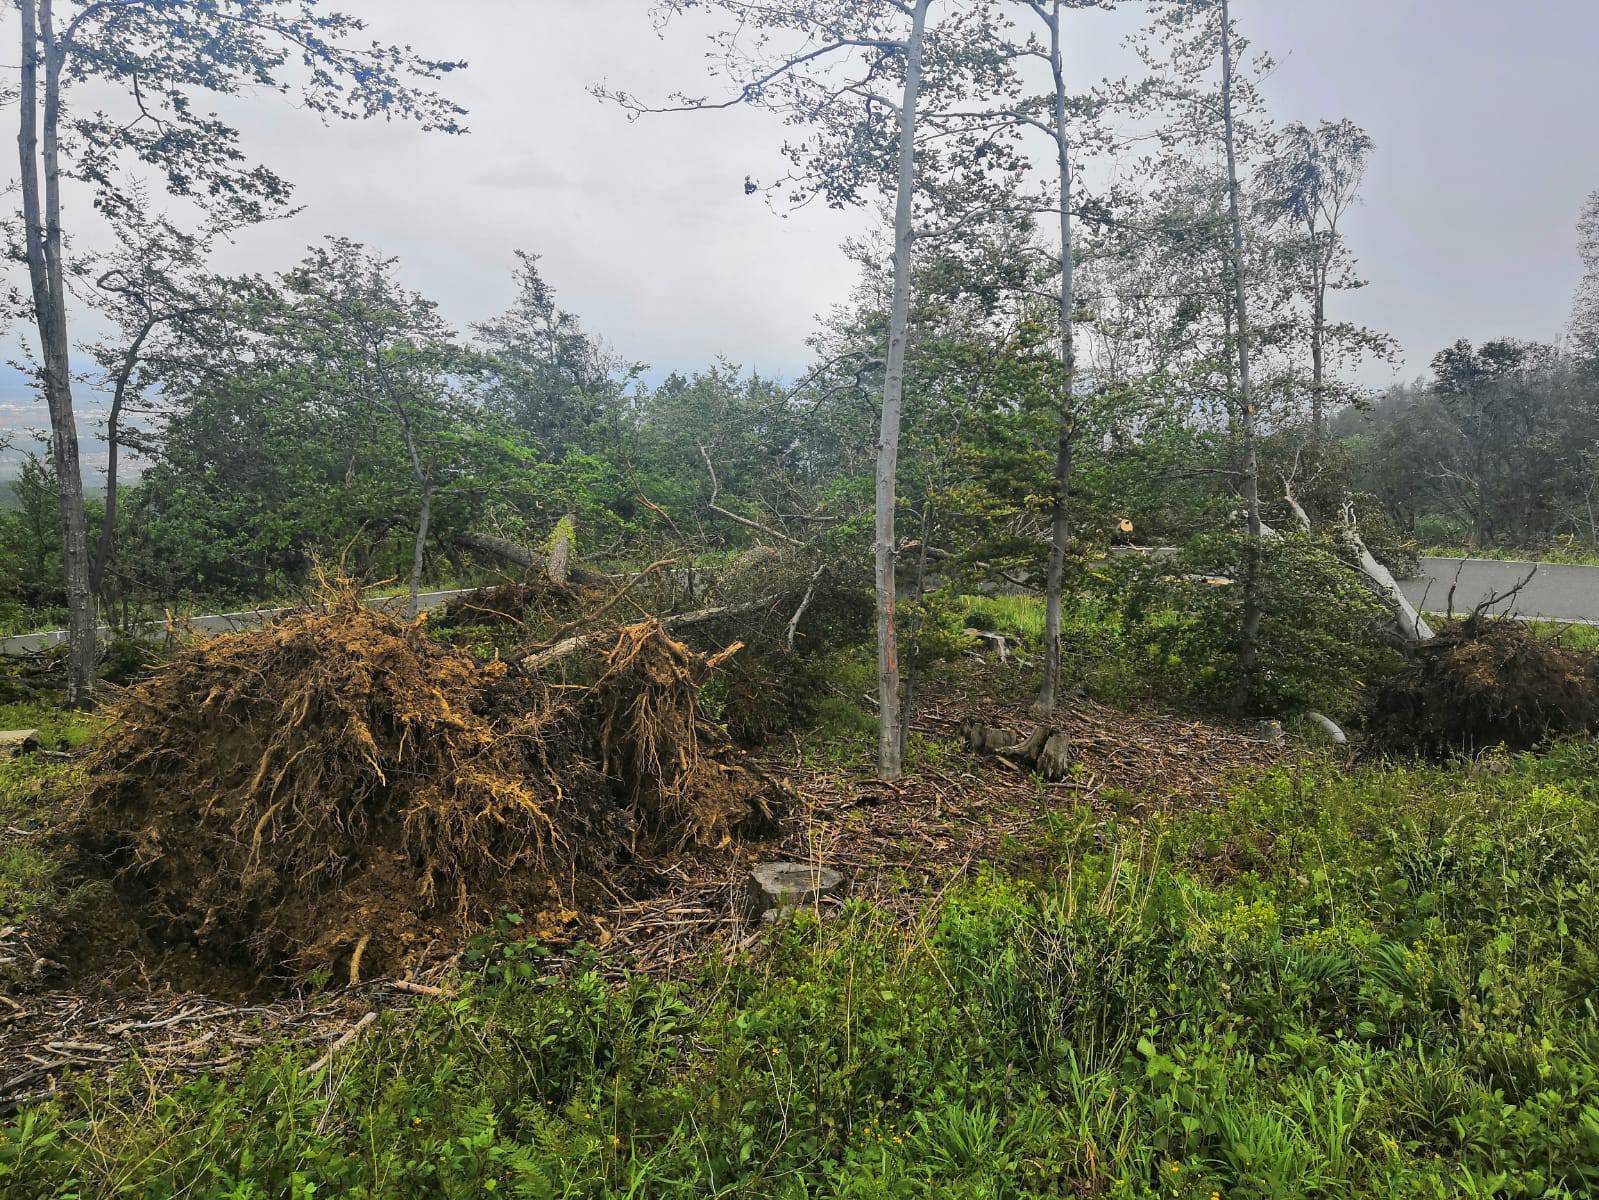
[962,720,1074,781]
[77,590,784,981]
[1365,616,1599,757]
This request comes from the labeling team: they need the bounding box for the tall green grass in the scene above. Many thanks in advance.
[6,743,1598,1197]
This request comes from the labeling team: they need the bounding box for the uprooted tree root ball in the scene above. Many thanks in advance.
[77,596,783,982]
[594,620,782,847]
[1365,617,1599,757]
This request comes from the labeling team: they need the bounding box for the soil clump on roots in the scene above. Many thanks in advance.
[1365,616,1599,757]
[76,595,782,985]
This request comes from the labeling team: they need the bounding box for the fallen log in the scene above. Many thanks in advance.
[458,531,606,587]
[514,594,786,673]
[1340,503,1434,644]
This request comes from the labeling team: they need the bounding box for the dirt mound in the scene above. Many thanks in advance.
[78,597,780,981]
[1365,617,1599,757]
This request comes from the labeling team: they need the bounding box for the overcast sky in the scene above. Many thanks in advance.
[10,0,1599,405]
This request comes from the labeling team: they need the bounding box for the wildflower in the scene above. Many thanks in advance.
[411,1116,422,1127]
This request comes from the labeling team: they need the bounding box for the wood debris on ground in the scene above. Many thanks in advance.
[1,664,1286,1108]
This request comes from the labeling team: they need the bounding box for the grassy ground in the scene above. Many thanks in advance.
[0,705,98,931]
[3,729,1597,1197]
[1418,542,1599,567]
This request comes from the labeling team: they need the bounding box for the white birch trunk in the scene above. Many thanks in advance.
[873,0,931,781]
[406,483,433,621]
[1037,0,1076,717]
[1219,0,1264,687]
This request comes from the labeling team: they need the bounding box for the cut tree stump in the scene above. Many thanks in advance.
[963,721,1074,781]
[747,863,844,923]
[964,628,1010,662]
[0,730,40,757]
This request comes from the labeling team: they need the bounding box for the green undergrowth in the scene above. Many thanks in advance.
[6,742,1599,1198]
[1418,543,1599,568]
[0,707,98,927]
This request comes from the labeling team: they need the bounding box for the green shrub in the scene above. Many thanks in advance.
[5,747,1598,1197]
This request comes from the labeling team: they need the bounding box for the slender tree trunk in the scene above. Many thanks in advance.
[406,482,433,620]
[898,496,935,764]
[874,0,930,781]
[1036,0,1077,717]
[1310,284,1326,437]
[92,316,155,599]
[19,0,97,704]
[1218,0,1264,693]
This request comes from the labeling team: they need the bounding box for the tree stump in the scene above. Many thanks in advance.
[963,721,1073,781]
[747,862,844,923]
[963,628,1010,662]
[0,730,40,757]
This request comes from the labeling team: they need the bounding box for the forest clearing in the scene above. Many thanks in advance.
[1,0,1598,1197]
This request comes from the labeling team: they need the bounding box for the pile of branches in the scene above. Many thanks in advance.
[1365,615,1599,757]
[79,591,785,981]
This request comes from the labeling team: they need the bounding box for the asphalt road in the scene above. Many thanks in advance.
[0,589,474,657]
[1399,558,1599,625]
[2,557,1594,657]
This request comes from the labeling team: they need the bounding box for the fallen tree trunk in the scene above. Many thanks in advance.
[458,531,605,587]
[1339,503,1434,644]
[1259,494,1435,646]
[514,593,786,673]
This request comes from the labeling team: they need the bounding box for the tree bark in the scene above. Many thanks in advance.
[19,0,97,704]
[1310,285,1326,437]
[1218,0,1264,697]
[873,0,931,781]
[406,482,433,621]
[1036,0,1076,718]
[91,314,157,600]
[458,530,606,587]
[547,513,576,585]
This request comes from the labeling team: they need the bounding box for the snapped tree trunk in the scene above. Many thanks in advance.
[547,513,576,585]
[19,0,97,705]
[1219,0,1264,697]
[1037,0,1077,718]
[873,0,931,781]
